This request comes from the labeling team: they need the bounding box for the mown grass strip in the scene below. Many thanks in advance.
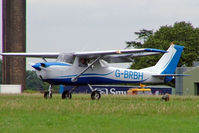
[0,94,199,133]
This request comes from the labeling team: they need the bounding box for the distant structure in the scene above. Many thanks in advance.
[175,62,199,96]
[182,67,199,95]
[2,0,26,90]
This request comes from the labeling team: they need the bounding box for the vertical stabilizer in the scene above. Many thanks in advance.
[141,44,184,82]
[153,44,184,75]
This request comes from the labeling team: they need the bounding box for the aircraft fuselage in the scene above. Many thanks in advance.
[34,62,163,85]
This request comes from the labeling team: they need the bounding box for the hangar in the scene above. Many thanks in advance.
[182,67,199,95]
[175,62,199,96]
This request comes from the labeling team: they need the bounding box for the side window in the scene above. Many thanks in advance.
[79,58,88,67]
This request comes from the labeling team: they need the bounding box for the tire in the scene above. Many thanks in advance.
[44,91,52,99]
[62,90,72,99]
[161,94,169,101]
[91,91,101,100]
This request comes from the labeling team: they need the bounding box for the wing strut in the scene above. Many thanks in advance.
[42,57,48,62]
[71,56,102,82]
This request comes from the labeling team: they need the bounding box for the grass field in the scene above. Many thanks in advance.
[0,94,199,133]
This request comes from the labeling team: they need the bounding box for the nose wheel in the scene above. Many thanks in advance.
[91,91,101,100]
[44,91,52,99]
[44,85,53,99]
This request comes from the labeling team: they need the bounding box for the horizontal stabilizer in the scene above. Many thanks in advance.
[153,74,191,77]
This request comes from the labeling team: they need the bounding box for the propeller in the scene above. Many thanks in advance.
[31,62,47,71]
[31,63,42,71]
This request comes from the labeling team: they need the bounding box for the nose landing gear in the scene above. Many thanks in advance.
[44,85,53,99]
[44,91,52,98]
[44,84,102,100]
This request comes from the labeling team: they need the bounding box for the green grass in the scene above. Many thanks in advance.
[0,94,199,133]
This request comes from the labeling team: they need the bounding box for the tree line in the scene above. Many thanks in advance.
[126,21,199,86]
[126,21,199,69]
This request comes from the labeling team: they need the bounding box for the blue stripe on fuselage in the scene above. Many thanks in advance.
[33,62,71,68]
[42,62,72,67]
[59,71,114,78]
[43,77,148,85]
[32,62,71,70]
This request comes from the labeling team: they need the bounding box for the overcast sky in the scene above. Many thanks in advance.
[0,0,199,68]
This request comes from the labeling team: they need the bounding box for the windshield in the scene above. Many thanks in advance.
[56,53,74,64]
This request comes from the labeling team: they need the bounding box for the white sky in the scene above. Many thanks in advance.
[0,0,199,69]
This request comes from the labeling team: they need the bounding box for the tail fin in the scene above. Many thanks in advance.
[153,44,184,75]
[141,44,184,82]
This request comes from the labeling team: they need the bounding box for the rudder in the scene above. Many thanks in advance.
[153,44,184,75]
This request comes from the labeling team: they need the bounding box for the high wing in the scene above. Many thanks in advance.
[74,48,166,63]
[0,53,59,58]
[0,48,166,63]
[74,48,166,57]
[102,52,163,63]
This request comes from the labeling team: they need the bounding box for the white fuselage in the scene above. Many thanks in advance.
[35,63,163,85]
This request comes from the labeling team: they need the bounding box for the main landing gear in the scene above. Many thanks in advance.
[88,84,101,100]
[61,86,79,99]
[62,90,72,99]
[91,91,101,100]
[44,85,53,99]
[61,84,101,100]
[44,84,101,100]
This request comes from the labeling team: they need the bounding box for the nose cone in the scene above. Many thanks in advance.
[32,63,41,71]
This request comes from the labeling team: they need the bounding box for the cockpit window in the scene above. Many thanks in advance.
[79,58,88,67]
[56,53,74,64]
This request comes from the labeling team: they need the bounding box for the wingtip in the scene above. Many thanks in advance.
[145,48,167,53]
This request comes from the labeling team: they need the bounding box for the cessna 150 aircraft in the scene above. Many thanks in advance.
[0,44,184,100]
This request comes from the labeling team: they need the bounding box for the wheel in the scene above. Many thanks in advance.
[44,91,52,99]
[161,94,169,101]
[62,90,72,99]
[91,91,101,100]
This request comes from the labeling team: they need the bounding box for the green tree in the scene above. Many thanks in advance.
[127,21,199,69]
[26,70,60,91]
[126,29,153,48]
[26,70,48,90]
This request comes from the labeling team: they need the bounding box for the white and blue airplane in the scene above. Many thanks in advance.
[0,44,184,100]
